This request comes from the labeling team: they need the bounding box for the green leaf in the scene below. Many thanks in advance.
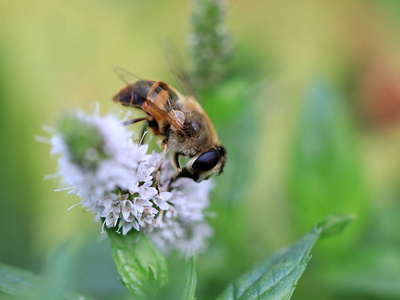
[182,256,197,300]
[320,205,400,298]
[323,245,400,298]
[203,77,261,205]
[0,262,94,300]
[317,214,357,238]
[107,229,169,297]
[217,215,353,300]
[289,82,369,231]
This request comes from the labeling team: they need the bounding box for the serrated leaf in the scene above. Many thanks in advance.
[0,262,94,300]
[217,215,353,300]
[182,256,197,300]
[107,229,168,297]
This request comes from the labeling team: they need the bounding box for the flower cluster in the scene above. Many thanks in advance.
[188,0,232,89]
[149,161,214,256]
[51,110,214,256]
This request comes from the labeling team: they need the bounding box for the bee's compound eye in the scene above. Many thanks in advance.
[192,150,220,172]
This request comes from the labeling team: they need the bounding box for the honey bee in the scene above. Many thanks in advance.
[112,67,227,188]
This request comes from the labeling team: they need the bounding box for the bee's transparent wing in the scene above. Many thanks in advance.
[162,38,197,99]
[113,66,144,86]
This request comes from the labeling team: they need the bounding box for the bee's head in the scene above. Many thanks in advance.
[177,145,227,182]
[169,111,214,157]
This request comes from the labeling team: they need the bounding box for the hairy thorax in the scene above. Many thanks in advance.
[168,110,213,157]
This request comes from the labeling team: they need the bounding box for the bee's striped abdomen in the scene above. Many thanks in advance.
[113,80,181,109]
[112,80,156,107]
[112,80,185,134]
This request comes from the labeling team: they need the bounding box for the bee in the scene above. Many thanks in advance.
[112,67,227,188]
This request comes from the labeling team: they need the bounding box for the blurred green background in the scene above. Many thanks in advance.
[2,0,400,299]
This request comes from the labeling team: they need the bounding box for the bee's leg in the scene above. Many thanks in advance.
[166,153,182,190]
[173,152,182,173]
[167,167,199,190]
[122,116,150,126]
[155,141,168,193]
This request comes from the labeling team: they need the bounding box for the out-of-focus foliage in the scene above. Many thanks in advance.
[218,215,353,300]
[188,0,232,89]
[1,0,400,299]
[289,82,368,231]
[107,229,168,298]
[0,242,94,300]
[182,257,197,300]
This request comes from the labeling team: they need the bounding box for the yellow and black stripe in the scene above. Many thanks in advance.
[113,80,179,111]
[113,80,184,135]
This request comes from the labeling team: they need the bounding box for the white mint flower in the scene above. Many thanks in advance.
[147,161,215,257]
[153,192,172,210]
[50,109,215,256]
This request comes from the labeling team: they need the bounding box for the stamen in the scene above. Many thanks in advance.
[123,110,132,121]
[101,220,107,234]
[115,109,123,119]
[54,187,74,192]
[44,173,60,180]
[35,136,52,144]
[93,102,100,116]
[139,131,148,145]
[95,234,107,242]
[67,203,80,212]
[155,210,165,225]
[204,211,217,218]
[42,124,55,134]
